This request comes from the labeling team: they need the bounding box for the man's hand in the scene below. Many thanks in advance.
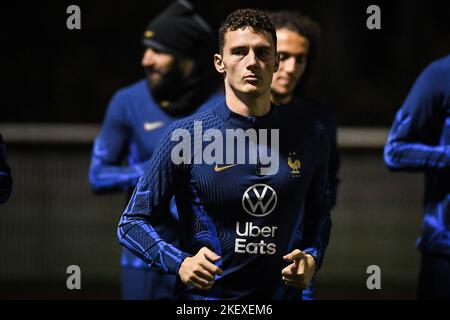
[282,249,316,290]
[179,247,223,290]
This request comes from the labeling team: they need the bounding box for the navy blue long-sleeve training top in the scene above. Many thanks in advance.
[384,55,450,256]
[0,134,12,204]
[118,100,331,299]
[89,79,223,268]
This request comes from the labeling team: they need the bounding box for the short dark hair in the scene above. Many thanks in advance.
[268,11,321,58]
[218,9,277,54]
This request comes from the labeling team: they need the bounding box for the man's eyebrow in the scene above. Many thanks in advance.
[255,44,272,50]
[229,45,248,51]
[229,44,272,50]
[278,51,307,57]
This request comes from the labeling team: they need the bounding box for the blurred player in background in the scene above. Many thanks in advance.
[118,8,332,299]
[384,54,450,299]
[0,134,12,204]
[89,0,221,299]
[268,11,340,299]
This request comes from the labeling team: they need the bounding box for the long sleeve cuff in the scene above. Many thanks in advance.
[302,247,322,270]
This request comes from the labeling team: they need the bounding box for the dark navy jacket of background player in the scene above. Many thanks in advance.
[118,100,331,299]
[89,79,223,298]
[0,134,12,204]
[280,96,340,300]
[282,96,340,209]
[384,55,450,257]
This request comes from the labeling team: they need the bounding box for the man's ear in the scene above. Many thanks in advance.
[214,53,226,74]
[274,52,280,73]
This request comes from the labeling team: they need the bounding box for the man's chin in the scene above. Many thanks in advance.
[272,84,293,96]
[146,76,161,89]
[241,86,266,96]
[147,78,169,96]
[244,81,267,91]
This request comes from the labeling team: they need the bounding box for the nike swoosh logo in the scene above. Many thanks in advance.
[144,121,164,131]
[214,164,238,172]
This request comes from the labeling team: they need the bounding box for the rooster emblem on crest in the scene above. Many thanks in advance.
[288,153,301,174]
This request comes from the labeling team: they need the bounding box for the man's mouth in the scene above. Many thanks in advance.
[145,67,161,76]
[244,74,260,81]
[277,75,294,85]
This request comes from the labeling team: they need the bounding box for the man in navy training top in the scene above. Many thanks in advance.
[384,54,450,299]
[268,10,340,300]
[0,134,12,204]
[89,0,221,300]
[118,8,331,299]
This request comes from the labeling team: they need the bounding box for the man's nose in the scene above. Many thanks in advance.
[245,50,258,69]
[141,49,155,67]
[283,56,297,74]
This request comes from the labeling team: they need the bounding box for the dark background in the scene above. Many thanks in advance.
[0,0,449,300]
[2,0,449,125]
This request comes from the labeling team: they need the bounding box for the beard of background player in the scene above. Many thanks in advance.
[144,59,185,103]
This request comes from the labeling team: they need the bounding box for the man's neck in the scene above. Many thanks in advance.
[271,91,292,105]
[225,83,271,117]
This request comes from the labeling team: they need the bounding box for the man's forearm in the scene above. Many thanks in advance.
[384,142,450,171]
[89,160,145,192]
[118,216,190,274]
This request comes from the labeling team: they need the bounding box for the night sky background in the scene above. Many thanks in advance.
[2,0,449,126]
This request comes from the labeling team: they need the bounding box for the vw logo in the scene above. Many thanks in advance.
[242,184,277,217]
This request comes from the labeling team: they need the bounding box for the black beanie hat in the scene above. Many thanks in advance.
[142,0,213,59]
